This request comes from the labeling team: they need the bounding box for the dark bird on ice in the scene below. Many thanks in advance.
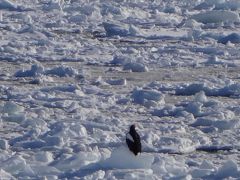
[126,124,142,156]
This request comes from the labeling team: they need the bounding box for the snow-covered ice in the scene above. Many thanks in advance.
[0,0,240,179]
[101,146,154,169]
[191,10,240,24]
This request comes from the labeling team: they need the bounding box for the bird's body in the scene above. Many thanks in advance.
[126,125,141,156]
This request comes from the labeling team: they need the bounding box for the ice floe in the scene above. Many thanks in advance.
[218,33,240,44]
[123,62,148,72]
[0,0,19,10]
[103,22,139,37]
[191,10,240,24]
[15,64,78,78]
[100,146,154,169]
[1,0,240,179]
[131,88,165,107]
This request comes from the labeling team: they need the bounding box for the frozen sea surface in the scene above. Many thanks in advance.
[0,0,240,179]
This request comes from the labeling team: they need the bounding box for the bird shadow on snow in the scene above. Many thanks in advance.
[60,146,154,178]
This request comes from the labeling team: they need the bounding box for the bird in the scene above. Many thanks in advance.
[126,124,142,156]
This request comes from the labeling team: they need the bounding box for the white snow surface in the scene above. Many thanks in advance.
[1,0,240,179]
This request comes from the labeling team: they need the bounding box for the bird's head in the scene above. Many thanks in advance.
[130,124,136,132]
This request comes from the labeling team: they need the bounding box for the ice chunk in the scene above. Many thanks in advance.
[123,62,148,72]
[44,66,78,77]
[81,170,105,180]
[2,101,24,115]
[30,165,60,176]
[200,160,215,170]
[20,140,46,149]
[54,151,101,171]
[191,168,213,178]
[41,84,78,93]
[103,22,138,37]
[0,0,18,10]
[100,146,154,169]
[22,118,48,133]
[186,102,203,116]
[2,114,25,123]
[183,19,203,28]
[15,64,44,77]
[191,10,240,24]
[29,78,43,85]
[205,0,226,5]
[44,136,64,147]
[68,14,87,24]
[123,169,154,179]
[218,33,240,44]
[34,151,53,163]
[70,124,87,137]
[15,65,77,78]
[175,81,240,97]
[205,55,224,65]
[106,78,127,86]
[0,139,9,150]
[110,55,131,65]
[175,83,206,96]
[0,169,16,180]
[0,11,2,21]
[195,0,225,10]
[131,88,164,107]
[192,117,239,131]
[156,136,197,154]
[215,1,240,10]
[152,156,189,178]
[194,91,208,103]
[191,160,215,178]
[103,22,128,36]
[92,76,108,86]
[215,160,240,178]
[2,102,25,123]
[42,0,63,11]
[151,105,184,117]
[0,155,34,176]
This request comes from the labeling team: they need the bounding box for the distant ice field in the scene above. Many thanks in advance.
[0,0,240,179]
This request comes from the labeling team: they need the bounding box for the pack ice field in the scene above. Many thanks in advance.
[0,0,240,179]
